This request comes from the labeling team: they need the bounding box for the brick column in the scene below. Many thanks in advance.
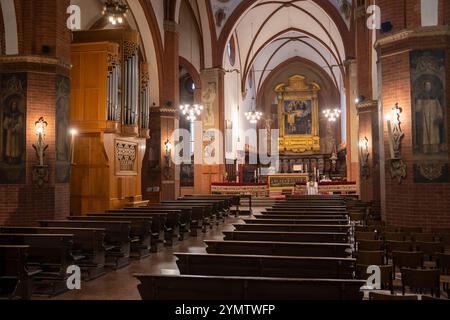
[376,2,450,228]
[0,0,71,225]
[344,59,360,189]
[199,67,226,194]
[357,100,381,205]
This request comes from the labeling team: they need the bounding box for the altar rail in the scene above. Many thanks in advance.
[294,182,358,195]
[211,183,268,197]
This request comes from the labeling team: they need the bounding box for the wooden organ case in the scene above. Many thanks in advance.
[70,30,150,215]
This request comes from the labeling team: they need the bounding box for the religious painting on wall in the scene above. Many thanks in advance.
[56,76,71,183]
[202,82,217,129]
[283,100,313,135]
[410,49,449,183]
[0,73,27,184]
[275,75,320,154]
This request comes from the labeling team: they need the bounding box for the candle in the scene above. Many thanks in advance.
[70,129,78,165]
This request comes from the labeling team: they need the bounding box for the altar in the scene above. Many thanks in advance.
[267,173,309,196]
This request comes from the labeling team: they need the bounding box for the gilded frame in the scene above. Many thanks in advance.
[275,75,321,154]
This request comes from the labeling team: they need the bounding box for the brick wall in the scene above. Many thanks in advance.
[0,0,71,226]
[0,4,4,55]
[378,1,450,230]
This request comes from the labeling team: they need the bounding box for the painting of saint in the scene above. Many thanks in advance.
[55,76,71,183]
[202,82,216,129]
[0,73,27,184]
[410,49,449,183]
[283,100,312,135]
[2,100,24,163]
[415,79,444,154]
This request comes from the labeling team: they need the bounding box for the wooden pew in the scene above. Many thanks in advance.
[222,231,348,243]
[0,234,73,295]
[0,245,36,300]
[68,216,153,257]
[205,240,351,257]
[175,253,356,279]
[268,206,347,212]
[87,213,161,252]
[135,274,365,300]
[106,210,181,244]
[129,206,196,237]
[244,218,349,225]
[259,214,346,220]
[145,205,196,235]
[251,218,349,225]
[233,223,351,233]
[0,227,106,280]
[151,203,214,228]
[39,220,130,269]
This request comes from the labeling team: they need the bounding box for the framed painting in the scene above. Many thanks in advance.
[276,75,320,154]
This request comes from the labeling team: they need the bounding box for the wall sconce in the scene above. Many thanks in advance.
[32,117,49,188]
[163,139,172,179]
[33,117,48,166]
[69,128,78,165]
[359,137,370,179]
[386,103,407,183]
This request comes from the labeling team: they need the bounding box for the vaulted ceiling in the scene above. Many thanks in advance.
[216,0,353,97]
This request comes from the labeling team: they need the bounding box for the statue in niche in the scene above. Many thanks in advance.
[202,82,217,128]
[2,99,24,164]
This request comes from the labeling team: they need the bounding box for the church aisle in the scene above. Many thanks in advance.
[47,216,245,300]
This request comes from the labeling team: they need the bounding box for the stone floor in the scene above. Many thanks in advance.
[49,216,244,300]
[40,208,448,300]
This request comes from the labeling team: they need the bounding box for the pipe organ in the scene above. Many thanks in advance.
[70,30,150,215]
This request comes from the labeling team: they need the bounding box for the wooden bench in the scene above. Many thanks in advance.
[269,207,347,213]
[0,226,106,281]
[69,216,153,257]
[250,218,349,225]
[150,203,213,228]
[39,220,130,269]
[205,240,351,257]
[135,274,365,300]
[258,214,347,220]
[0,245,36,300]
[175,253,356,279]
[134,206,198,236]
[222,231,348,243]
[234,223,351,234]
[0,234,73,295]
[107,209,181,244]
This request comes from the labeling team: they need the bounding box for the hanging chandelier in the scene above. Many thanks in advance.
[246,97,263,124]
[103,0,128,25]
[180,104,204,122]
[245,110,263,124]
[323,108,341,122]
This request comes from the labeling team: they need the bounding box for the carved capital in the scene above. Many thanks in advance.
[163,20,179,33]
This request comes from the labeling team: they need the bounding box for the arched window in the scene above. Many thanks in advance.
[227,35,236,66]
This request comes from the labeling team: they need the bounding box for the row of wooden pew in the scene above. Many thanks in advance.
[135,195,369,300]
[0,195,240,300]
